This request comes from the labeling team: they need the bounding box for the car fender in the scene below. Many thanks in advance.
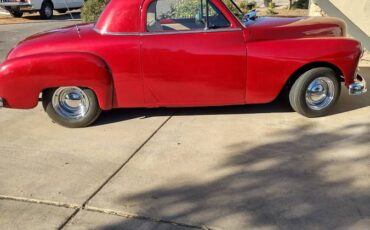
[0,52,113,110]
[31,0,44,10]
[246,37,362,104]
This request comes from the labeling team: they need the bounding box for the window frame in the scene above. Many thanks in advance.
[142,0,242,34]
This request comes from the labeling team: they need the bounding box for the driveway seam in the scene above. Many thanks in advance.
[58,115,174,229]
[0,194,211,230]
[85,206,206,229]
[0,195,79,209]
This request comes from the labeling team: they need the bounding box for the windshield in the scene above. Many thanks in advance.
[221,0,244,22]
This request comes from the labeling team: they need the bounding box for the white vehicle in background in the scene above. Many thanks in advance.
[0,0,83,19]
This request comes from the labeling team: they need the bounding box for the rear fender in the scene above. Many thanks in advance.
[0,52,113,110]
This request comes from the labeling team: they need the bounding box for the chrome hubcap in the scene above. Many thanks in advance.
[52,87,90,120]
[45,6,52,17]
[305,77,335,110]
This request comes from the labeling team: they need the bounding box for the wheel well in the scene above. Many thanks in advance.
[42,87,91,99]
[43,0,54,8]
[284,62,344,90]
[42,88,53,98]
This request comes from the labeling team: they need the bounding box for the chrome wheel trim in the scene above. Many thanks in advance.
[305,77,335,111]
[44,6,52,17]
[52,87,90,120]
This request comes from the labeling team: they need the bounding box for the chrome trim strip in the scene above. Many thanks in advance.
[94,27,242,36]
[93,28,141,36]
[143,28,242,36]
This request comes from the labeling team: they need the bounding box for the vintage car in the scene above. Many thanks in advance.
[0,0,367,128]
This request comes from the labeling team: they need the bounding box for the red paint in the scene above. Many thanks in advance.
[0,0,363,110]
[0,52,113,109]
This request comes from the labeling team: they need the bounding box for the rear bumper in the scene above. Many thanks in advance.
[349,74,367,96]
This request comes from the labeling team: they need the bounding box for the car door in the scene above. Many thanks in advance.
[141,0,247,106]
[55,0,81,9]
[69,0,83,8]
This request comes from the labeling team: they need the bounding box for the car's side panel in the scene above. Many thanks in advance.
[5,24,144,109]
[140,30,247,107]
[245,37,362,104]
[90,35,144,108]
[30,0,43,10]
[51,0,83,9]
[72,0,84,8]
[137,0,246,107]
[0,52,113,110]
[52,0,65,9]
[19,0,82,11]
[56,0,83,9]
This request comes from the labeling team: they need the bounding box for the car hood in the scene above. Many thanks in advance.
[246,16,346,41]
[6,23,95,60]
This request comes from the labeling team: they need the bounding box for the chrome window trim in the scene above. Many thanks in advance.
[94,27,242,36]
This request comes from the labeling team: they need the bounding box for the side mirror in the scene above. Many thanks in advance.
[243,10,257,22]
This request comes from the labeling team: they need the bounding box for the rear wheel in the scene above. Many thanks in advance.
[40,1,53,19]
[289,67,341,117]
[10,10,23,18]
[43,87,101,128]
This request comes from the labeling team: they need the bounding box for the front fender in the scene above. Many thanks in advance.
[0,52,113,110]
[246,37,362,104]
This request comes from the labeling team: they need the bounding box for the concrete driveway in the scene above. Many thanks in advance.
[0,22,369,230]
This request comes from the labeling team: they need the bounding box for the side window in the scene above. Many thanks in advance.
[146,0,230,32]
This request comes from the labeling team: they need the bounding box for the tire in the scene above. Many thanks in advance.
[42,87,102,128]
[57,9,67,14]
[289,67,341,118]
[40,1,54,19]
[10,10,23,18]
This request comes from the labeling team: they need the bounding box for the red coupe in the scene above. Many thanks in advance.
[0,0,367,127]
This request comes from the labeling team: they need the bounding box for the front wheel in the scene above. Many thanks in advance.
[43,87,102,128]
[289,67,341,117]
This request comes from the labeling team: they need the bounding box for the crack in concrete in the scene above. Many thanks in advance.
[57,115,176,229]
[85,205,209,229]
[0,195,79,210]
[0,193,214,229]
[1,115,210,229]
